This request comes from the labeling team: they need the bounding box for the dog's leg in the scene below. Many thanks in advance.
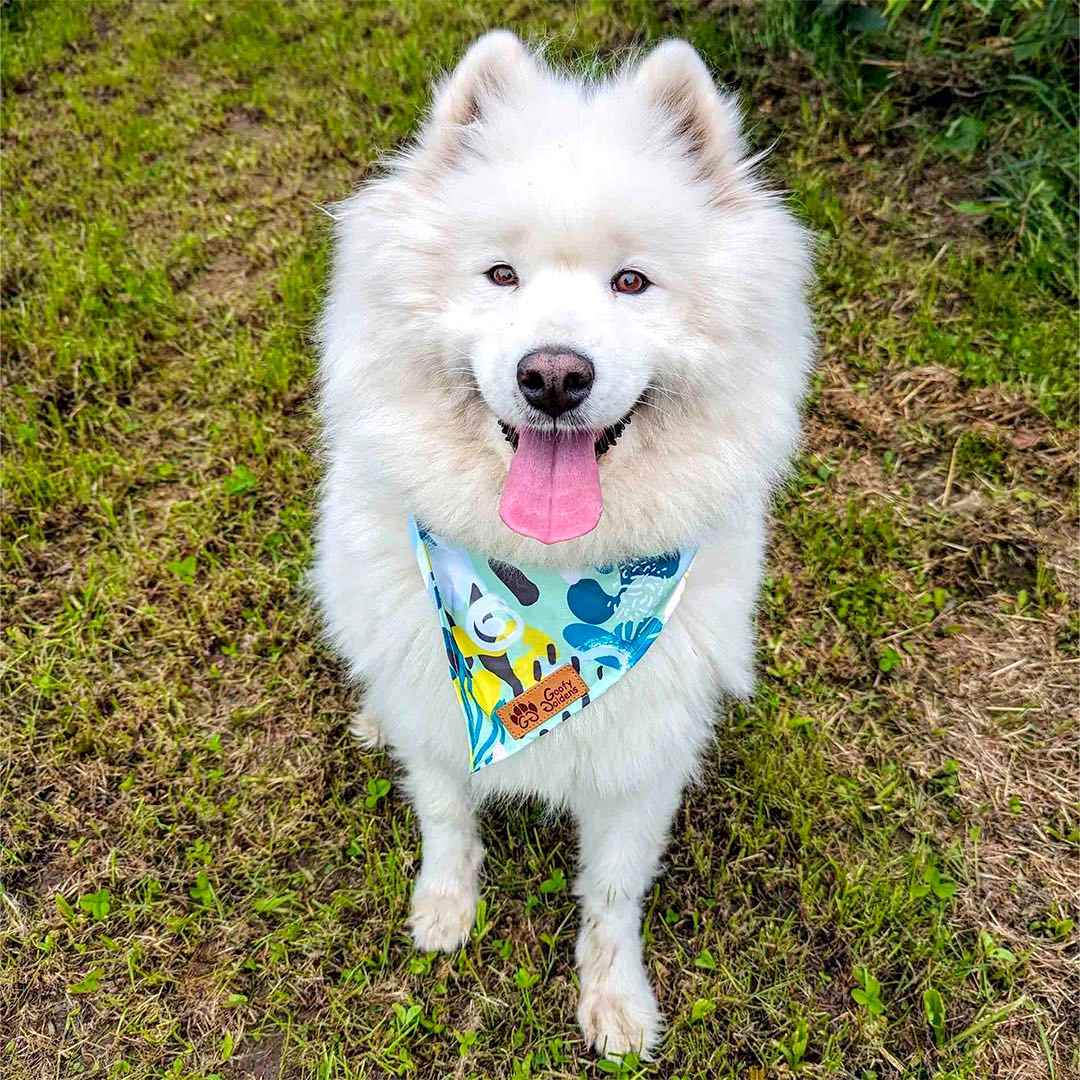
[404,762,482,953]
[572,779,682,1058]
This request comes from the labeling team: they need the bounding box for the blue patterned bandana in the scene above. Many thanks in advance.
[410,517,696,772]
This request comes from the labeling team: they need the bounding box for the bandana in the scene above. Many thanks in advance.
[410,517,696,772]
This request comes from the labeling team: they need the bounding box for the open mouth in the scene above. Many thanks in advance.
[497,413,632,458]
[496,411,633,546]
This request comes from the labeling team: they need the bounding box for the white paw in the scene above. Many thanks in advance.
[348,705,384,749]
[576,924,663,1058]
[408,885,476,953]
[578,979,663,1059]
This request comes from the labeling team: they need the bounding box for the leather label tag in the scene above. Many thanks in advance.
[496,664,589,739]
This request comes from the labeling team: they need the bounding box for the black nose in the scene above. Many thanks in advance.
[516,349,594,418]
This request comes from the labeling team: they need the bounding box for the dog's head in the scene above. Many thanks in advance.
[320,32,814,563]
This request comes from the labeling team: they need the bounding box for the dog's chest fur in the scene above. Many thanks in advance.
[315,486,763,805]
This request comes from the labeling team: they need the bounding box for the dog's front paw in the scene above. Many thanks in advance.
[408,885,476,952]
[577,974,662,1059]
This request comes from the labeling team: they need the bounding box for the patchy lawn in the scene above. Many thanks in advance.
[2,2,1076,1078]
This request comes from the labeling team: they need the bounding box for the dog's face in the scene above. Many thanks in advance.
[320,33,813,562]
[434,117,719,442]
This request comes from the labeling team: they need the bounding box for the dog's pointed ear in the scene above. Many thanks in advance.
[418,31,537,171]
[633,40,748,195]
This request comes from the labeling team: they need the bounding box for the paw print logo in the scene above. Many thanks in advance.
[508,700,539,727]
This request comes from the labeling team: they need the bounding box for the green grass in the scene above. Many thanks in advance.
[2,2,1077,1078]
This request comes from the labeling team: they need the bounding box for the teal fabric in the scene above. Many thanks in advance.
[410,517,695,771]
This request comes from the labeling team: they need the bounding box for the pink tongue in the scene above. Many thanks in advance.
[499,427,602,544]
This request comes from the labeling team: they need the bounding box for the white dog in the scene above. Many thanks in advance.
[313,32,813,1056]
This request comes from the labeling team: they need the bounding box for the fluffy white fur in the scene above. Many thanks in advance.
[313,32,813,1057]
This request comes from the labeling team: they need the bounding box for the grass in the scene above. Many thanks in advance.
[1,1,1076,1077]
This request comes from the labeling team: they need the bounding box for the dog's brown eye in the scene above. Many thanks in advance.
[487,264,518,287]
[612,269,650,295]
